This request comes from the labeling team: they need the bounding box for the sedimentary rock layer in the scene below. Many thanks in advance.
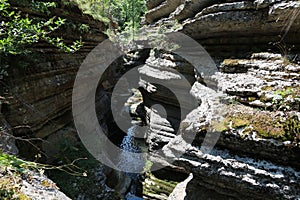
[145,0,300,56]
[1,3,107,138]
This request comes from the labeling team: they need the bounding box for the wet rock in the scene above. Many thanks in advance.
[106,169,132,198]
[126,193,144,200]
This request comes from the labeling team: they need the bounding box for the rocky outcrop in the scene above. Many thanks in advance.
[152,137,300,199]
[142,2,300,197]
[20,170,72,200]
[0,114,18,155]
[145,0,300,56]
[137,49,197,151]
[1,2,107,139]
[0,2,126,199]
[216,52,300,110]
[138,49,300,199]
[0,165,71,200]
[145,0,184,23]
[2,0,300,199]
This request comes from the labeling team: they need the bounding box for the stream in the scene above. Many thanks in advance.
[118,126,144,173]
[119,126,145,200]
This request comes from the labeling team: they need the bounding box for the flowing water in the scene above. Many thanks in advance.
[120,126,140,153]
[116,89,146,199]
[118,126,145,199]
[117,126,145,173]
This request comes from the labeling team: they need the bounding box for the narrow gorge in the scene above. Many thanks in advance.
[0,0,300,199]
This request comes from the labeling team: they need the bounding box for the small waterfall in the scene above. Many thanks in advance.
[120,126,140,153]
[117,126,145,174]
[116,89,146,199]
[118,126,145,200]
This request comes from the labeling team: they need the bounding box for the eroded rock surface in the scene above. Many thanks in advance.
[138,49,300,199]
[2,2,107,139]
[145,0,300,56]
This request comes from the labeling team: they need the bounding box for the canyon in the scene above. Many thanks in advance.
[1,0,300,199]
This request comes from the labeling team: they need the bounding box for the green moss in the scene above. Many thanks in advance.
[259,93,268,103]
[212,114,250,133]
[271,86,300,111]
[250,113,285,139]
[143,172,178,197]
[0,153,31,200]
[274,87,294,97]
[248,97,257,102]
[230,116,250,128]
[261,86,274,91]
[211,121,227,132]
[143,160,153,173]
[283,115,300,142]
[211,110,293,141]
[221,59,240,67]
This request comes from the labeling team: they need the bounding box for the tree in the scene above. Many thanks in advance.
[70,0,147,31]
[0,0,82,77]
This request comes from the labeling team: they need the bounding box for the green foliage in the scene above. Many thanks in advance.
[110,0,146,30]
[274,88,294,98]
[68,0,146,30]
[0,0,82,55]
[0,0,83,78]
[0,152,29,173]
[0,152,36,199]
[18,0,57,15]
[0,188,18,200]
[67,0,110,23]
[79,23,90,33]
[272,87,299,111]
[0,150,88,177]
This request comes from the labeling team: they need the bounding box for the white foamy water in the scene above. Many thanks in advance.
[117,126,145,173]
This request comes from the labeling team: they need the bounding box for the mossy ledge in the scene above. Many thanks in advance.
[143,172,178,200]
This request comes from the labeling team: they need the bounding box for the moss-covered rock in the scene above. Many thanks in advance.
[212,105,300,142]
[143,172,178,200]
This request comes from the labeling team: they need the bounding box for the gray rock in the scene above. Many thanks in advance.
[145,0,300,56]
[168,173,193,200]
[20,170,71,200]
[137,49,300,199]
[0,115,18,155]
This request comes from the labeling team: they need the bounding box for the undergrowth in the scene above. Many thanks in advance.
[0,150,87,199]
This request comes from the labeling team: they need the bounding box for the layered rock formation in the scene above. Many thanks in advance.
[136,48,300,199]
[0,2,124,199]
[1,2,107,139]
[1,0,300,199]
[145,0,300,56]
[140,1,300,198]
[0,162,72,200]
